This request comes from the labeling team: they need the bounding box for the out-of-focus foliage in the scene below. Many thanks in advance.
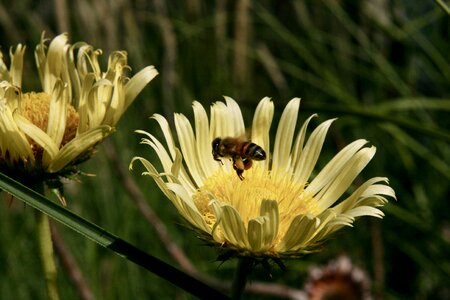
[0,0,448,299]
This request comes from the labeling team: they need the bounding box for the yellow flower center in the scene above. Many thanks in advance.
[20,92,79,154]
[193,166,320,242]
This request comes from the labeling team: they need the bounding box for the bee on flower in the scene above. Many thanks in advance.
[131,97,395,258]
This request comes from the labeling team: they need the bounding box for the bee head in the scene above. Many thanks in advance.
[212,137,221,153]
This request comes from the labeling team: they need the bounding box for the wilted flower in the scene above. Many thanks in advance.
[131,97,395,258]
[0,33,157,183]
[305,256,372,300]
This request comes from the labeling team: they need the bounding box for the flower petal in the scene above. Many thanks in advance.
[292,118,336,187]
[0,100,34,163]
[193,101,215,177]
[248,216,267,251]
[277,214,319,252]
[166,182,210,232]
[46,79,68,148]
[315,147,376,212]
[218,205,250,249]
[10,44,26,87]
[175,113,204,186]
[290,114,317,173]
[272,98,300,174]
[124,66,158,110]
[210,97,245,138]
[48,125,113,173]
[306,139,368,196]
[251,97,274,170]
[260,199,279,248]
[14,113,59,165]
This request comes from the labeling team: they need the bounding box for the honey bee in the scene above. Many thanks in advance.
[212,136,266,180]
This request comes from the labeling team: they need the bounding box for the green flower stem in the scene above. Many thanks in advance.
[231,257,254,300]
[0,172,229,300]
[37,212,60,300]
[435,0,450,15]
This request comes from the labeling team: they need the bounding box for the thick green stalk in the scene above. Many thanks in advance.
[34,183,60,300]
[37,212,60,300]
[231,257,254,300]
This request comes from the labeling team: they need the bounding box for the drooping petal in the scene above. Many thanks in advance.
[87,79,113,128]
[48,126,113,173]
[46,79,67,148]
[39,33,69,93]
[124,66,158,111]
[0,102,34,163]
[102,76,124,126]
[166,182,210,232]
[14,113,59,165]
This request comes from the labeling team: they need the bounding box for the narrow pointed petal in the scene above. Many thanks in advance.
[290,114,317,172]
[210,97,245,138]
[272,98,300,174]
[175,113,204,186]
[333,177,392,213]
[316,147,376,212]
[193,101,214,177]
[306,139,368,196]
[251,97,274,170]
[151,114,177,159]
[292,119,336,187]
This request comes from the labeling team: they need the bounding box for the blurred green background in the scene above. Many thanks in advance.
[0,0,449,299]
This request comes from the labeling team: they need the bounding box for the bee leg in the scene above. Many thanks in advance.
[213,154,224,164]
[242,157,253,170]
[233,156,245,180]
[236,169,245,180]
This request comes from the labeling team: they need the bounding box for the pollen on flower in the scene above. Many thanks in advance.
[20,92,79,154]
[193,165,320,237]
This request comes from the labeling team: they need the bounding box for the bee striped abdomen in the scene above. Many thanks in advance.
[243,143,266,160]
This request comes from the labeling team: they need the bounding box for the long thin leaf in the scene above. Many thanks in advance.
[0,172,229,300]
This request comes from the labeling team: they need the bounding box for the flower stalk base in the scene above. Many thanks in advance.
[37,211,60,300]
[231,257,254,299]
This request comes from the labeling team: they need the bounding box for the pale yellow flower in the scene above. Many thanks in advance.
[0,33,157,182]
[132,97,395,257]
